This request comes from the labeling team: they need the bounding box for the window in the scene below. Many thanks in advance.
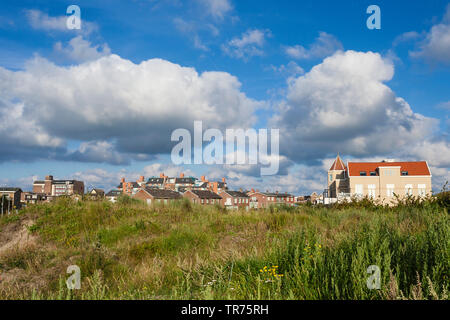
[405,184,413,196]
[386,184,395,197]
[418,184,426,196]
[401,171,408,176]
[368,185,376,198]
[329,174,333,182]
[355,184,363,196]
[359,171,367,176]
[370,171,377,176]
[234,198,237,204]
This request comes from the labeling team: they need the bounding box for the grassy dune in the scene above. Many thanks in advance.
[0,195,448,300]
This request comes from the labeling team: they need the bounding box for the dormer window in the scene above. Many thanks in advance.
[370,171,376,176]
[359,171,367,176]
[401,171,408,176]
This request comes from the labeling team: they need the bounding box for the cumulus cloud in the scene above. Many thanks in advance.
[53,36,111,63]
[272,50,439,164]
[284,32,343,60]
[410,4,450,65]
[0,96,65,161]
[0,54,259,163]
[222,29,271,60]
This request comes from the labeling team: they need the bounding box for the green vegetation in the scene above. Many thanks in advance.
[0,195,448,300]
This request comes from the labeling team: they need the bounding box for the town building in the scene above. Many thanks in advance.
[326,154,432,204]
[183,190,222,205]
[117,178,140,196]
[219,190,250,210]
[106,190,122,203]
[247,190,296,208]
[134,187,182,205]
[23,192,51,205]
[33,175,84,197]
[89,189,105,198]
[0,187,22,211]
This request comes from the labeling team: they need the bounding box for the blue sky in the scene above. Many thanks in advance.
[0,0,449,194]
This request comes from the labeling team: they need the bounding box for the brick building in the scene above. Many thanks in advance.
[219,190,250,210]
[33,176,84,197]
[183,190,222,205]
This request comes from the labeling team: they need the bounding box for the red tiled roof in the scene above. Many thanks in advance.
[330,155,346,171]
[348,161,430,176]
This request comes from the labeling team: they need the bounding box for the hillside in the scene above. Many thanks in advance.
[0,197,448,300]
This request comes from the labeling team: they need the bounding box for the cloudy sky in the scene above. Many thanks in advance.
[0,0,449,194]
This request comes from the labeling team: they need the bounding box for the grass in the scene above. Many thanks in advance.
[0,196,448,300]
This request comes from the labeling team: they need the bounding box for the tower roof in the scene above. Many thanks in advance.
[330,154,346,171]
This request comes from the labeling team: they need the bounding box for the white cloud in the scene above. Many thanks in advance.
[272,50,439,163]
[198,0,232,19]
[0,54,259,162]
[54,36,111,63]
[284,32,343,60]
[222,29,271,60]
[410,5,450,65]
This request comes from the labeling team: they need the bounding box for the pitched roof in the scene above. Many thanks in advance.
[106,190,122,197]
[348,161,431,176]
[147,178,164,184]
[0,187,22,192]
[188,190,222,199]
[224,191,249,198]
[330,154,346,171]
[143,188,182,199]
[175,177,196,184]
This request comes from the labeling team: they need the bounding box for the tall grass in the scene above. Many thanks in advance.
[0,196,448,300]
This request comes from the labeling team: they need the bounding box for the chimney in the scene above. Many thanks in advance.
[139,176,144,182]
[201,175,206,182]
[239,188,243,192]
[213,182,218,194]
[251,188,255,193]
[180,173,185,178]
[160,173,164,178]
[45,175,53,181]
[276,191,279,194]
[222,177,226,183]
[121,178,125,183]
[256,189,259,192]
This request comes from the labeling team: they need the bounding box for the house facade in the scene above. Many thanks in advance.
[106,190,122,203]
[327,155,432,204]
[247,190,296,208]
[219,190,250,210]
[134,187,182,205]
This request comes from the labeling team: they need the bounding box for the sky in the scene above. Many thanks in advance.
[0,0,449,194]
